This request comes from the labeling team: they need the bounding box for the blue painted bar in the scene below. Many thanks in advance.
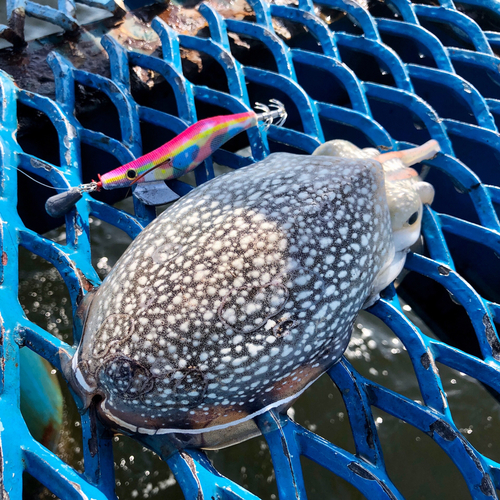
[407,64,497,131]
[335,33,414,93]
[316,0,381,41]
[413,4,493,55]
[291,49,372,116]
[24,1,78,31]
[376,19,455,73]
[270,5,340,59]
[257,412,307,499]
[225,19,297,79]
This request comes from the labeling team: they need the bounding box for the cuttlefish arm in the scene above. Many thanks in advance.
[374,140,440,174]
[374,140,440,206]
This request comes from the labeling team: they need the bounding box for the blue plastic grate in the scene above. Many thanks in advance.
[1,0,500,497]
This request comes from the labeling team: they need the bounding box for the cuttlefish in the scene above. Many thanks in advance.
[65,140,438,449]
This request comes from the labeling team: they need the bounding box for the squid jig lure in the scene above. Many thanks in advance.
[45,100,287,217]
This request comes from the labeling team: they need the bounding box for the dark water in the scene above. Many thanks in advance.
[18,196,500,500]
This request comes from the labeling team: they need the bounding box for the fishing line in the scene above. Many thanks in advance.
[15,167,68,191]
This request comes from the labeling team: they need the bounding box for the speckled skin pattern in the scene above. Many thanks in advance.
[70,153,395,443]
[313,139,436,257]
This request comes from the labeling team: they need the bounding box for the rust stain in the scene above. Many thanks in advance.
[40,420,57,449]
[158,0,257,38]
[159,4,207,36]
[206,0,254,21]
[180,451,204,499]
[228,32,251,49]
[157,0,299,69]
[180,48,204,73]
[75,268,95,293]
[114,32,161,53]
[132,66,156,88]
[1,252,7,267]
[110,10,162,53]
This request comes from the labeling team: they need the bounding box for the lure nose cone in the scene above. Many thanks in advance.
[99,168,133,190]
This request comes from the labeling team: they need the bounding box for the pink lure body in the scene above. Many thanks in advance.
[99,111,258,189]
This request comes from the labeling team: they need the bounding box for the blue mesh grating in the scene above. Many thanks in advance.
[1,0,500,497]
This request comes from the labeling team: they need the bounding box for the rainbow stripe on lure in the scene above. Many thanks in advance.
[99,100,287,190]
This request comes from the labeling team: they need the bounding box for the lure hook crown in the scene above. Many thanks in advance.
[254,99,287,129]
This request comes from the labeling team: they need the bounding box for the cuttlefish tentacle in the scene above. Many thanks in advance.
[374,139,440,169]
[374,140,439,208]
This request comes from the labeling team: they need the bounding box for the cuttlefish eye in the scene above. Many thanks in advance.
[126,169,137,180]
[406,211,419,226]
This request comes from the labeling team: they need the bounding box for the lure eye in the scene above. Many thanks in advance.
[406,211,419,226]
[126,169,137,180]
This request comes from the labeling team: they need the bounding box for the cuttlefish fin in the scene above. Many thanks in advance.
[134,181,180,206]
[374,139,440,171]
